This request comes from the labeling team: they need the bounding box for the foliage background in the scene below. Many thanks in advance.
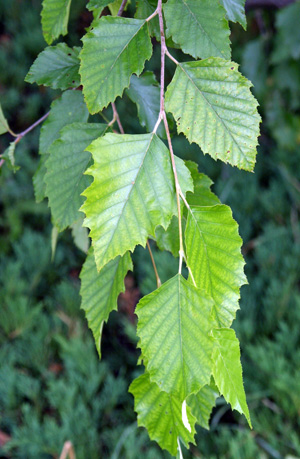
[0,0,299,457]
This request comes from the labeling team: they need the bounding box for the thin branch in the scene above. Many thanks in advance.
[112,102,125,134]
[165,49,179,65]
[154,0,185,274]
[147,240,162,288]
[146,8,159,22]
[59,441,76,459]
[14,111,50,144]
[117,0,128,16]
[162,112,185,273]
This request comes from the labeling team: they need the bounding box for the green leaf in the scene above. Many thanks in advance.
[35,90,89,202]
[185,204,247,327]
[220,0,246,30]
[2,142,19,173]
[130,372,196,456]
[136,274,214,400]
[25,44,80,90]
[80,248,132,357]
[45,122,107,231]
[187,384,218,430]
[81,133,193,272]
[155,216,180,258]
[41,0,72,45]
[185,161,220,207]
[33,158,48,203]
[135,0,160,40]
[40,90,89,156]
[165,58,261,171]
[212,328,251,427]
[0,103,9,135]
[71,217,90,254]
[80,16,152,114]
[126,72,165,138]
[156,161,219,257]
[87,0,110,11]
[164,0,231,60]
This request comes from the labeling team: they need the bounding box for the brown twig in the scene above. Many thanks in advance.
[14,111,50,144]
[117,0,128,16]
[112,102,125,134]
[147,240,161,288]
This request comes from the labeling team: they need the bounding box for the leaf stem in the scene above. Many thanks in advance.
[112,102,125,134]
[155,0,185,274]
[117,0,128,16]
[147,240,162,288]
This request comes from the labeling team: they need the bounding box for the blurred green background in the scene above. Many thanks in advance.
[0,1,300,458]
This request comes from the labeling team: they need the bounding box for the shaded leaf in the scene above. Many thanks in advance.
[136,274,214,400]
[187,384,218,429]
[80,16,152,114]
[2,142,19,173]
[34,90,89,202]
[135,0,160,40]
[220,0,246,29]
[45,122,107,231]
[0,103,9,135]
[155,215,180,258]
[81,133,193,271]
[165,58,261,171]
[80,248,132,356]
[185,204,247,327]
[25,44,80,90]
[185,160,220,207]
[41,0,72,45]
[130,372,196,456]
[164,0,231,60]
[40,90,89,156]
[126,72,165,138]
[212,328,251,427]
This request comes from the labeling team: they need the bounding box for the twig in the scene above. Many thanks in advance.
[117,0,128,16]
[146,8,159,22]
[59,441,76,459]
[147,240,161,288]
[154,0,186,274]
[14,111,50,144]
[112,102,125,134]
